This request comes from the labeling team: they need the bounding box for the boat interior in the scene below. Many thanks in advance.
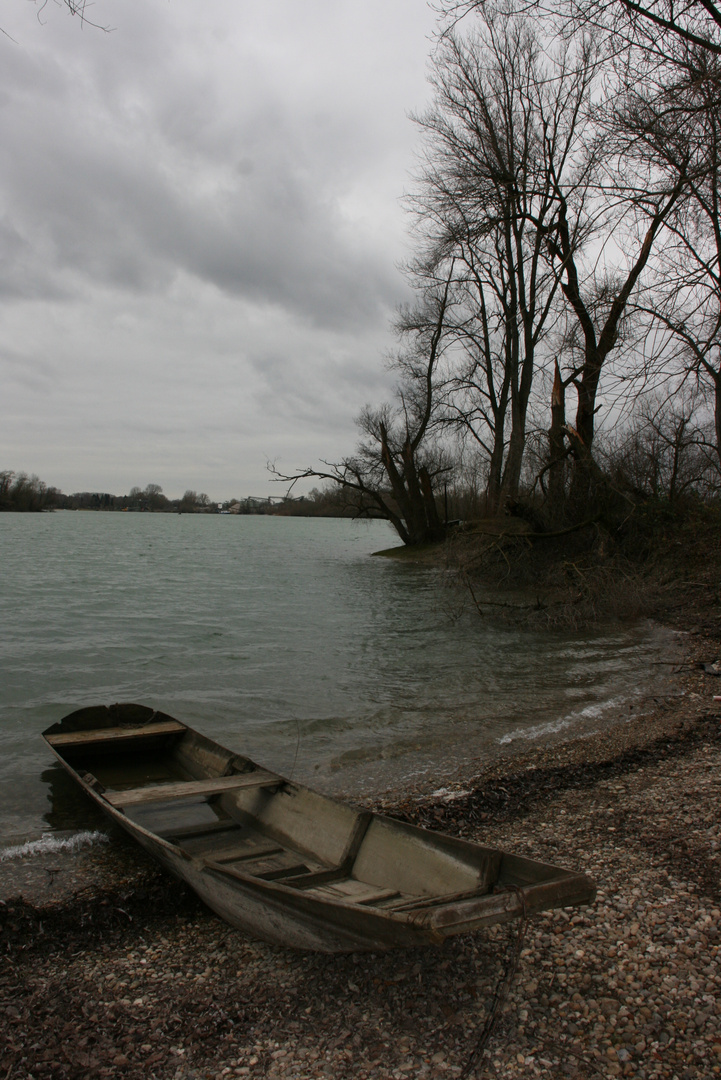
[44,710,520,914]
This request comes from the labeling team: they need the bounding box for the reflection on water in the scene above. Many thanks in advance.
[40,764,111,833]
[0,512,681,846]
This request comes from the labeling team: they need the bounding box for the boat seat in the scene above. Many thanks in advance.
[45,721,186,747]
[160,819,240,842]
[203,849,326,881]
[380,885,493,911]
[105,771,281,808]
[284,867,351,889]
[305,879,403,906]
[247,812,377,891]
[202,856,404,906]
[206,843,285,865]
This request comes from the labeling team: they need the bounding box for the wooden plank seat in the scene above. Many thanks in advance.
[45,721,186,748]
[203,854,405,906]
[160,819,240,842]
[203,856,310,879]
[357,889,402,906]
[285,866,353,889]
[105,771,281,808]
[300,877,403,906]
[284,868,433,905]
[208,844,285,865]
[319,883,402,906]
[258,863,312,881]
[380,885,493,912]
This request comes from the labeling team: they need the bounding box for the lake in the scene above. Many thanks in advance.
[0,511,679,851]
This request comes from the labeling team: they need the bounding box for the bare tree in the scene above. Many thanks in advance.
[441,0,721,55]
[603,391,718,501]
[408,16,596,512]
[435,0,716,515]
[271,279,454,546]
[544,126,689,507]
[616,40,721,470]
[0,470,54,511]
[32,1,110,30]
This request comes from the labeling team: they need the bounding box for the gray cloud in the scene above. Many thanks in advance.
[0,0,437,497]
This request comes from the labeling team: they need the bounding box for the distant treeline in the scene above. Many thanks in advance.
[0,473,376,517]
[0,471,62,512]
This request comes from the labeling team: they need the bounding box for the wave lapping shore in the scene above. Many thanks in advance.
[1,650,720,1079]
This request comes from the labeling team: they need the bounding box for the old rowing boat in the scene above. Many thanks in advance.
[43,703,595,952]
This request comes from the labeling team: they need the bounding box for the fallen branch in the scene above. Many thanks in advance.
[465,579,545,614]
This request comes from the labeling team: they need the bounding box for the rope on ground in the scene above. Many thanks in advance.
[459,889,528,1079]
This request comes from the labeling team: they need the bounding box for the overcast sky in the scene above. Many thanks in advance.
[0,0,440,499]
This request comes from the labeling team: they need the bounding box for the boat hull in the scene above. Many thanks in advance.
[42,704,595,953]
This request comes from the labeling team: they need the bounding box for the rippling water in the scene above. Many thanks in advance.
[0,511,679,847]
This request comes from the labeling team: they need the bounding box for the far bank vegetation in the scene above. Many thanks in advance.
[0,474,360,518]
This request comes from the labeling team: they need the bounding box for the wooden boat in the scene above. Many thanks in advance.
[43,703,595,953]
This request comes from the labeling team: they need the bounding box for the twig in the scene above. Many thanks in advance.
[460,891,527,1079]
[491,541,513,582]
[531,1039,609,1078]
[523,517,602,539]
[466,579,544,613]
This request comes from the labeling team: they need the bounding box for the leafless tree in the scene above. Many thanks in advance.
[437,0,717,515]
[602,391,718,500]
[440,0,721,56]
[271,278,454,546]
[34,1,109,30]
[615,40,721,470]
[408,16,596,512]
[0,470,54,511]
[543,116,689,507]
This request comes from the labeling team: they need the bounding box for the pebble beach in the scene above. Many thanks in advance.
[2,629,720,1079]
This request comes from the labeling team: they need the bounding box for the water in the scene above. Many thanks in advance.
[0,511,679,851]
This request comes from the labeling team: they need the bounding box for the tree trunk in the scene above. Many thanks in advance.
[547,361,567,526]
[485,437,505,515]
[419,466,442,536]
[715,368,721,474]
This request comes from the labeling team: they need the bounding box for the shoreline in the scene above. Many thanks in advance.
[0,616,695,910]
[2,614,720,1079]
[2,612,718,908]
[0,614,683,857]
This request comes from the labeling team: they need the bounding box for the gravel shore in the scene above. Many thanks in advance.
[2,630,720,1079]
